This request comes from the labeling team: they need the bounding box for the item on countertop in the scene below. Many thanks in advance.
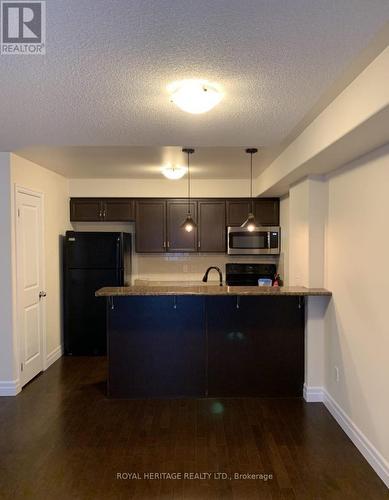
[258,278,273,287]
[273,273,281,287]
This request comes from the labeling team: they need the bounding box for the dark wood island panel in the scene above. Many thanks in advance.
[108,296,206,398]
[206,296,304,397]
[106,295,305,399]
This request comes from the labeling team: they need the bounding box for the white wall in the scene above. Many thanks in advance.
[288,177,327,287]
[324,143,389,474]
[69,178,251,198]
[256,46,389,196]
[283,144,389,485]
[0,154,19,394]
[289,180,310,286]
[11,154,70,366]
[286,177,329,395]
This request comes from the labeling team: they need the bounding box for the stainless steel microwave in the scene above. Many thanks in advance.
[227,226,281,255]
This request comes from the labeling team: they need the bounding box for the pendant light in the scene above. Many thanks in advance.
[181,148,196,232]
[241,148,258,232]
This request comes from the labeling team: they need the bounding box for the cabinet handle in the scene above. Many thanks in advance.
[167,241,170,248]
[103,209,106,218]
[198,241,201,249]
[236,296,240,309]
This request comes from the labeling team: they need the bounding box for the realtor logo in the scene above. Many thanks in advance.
[1,1,45,54]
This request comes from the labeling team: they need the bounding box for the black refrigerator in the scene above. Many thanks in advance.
[64,231,131,355]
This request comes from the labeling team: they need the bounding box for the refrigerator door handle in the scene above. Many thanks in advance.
[116,237,123,285]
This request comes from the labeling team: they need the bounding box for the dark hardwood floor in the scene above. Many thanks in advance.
[0,357,387,500]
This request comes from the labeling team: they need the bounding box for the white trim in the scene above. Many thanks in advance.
[0,345,62,397]
[323,390,389,489]
[303,384,324,402]
[45,345,63,370]
[0,379,21,396]
[303,385,389,488]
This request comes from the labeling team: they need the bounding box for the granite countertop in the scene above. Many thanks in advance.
[95,282,332,297]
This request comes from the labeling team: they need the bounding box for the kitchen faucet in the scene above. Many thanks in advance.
[202,266,223,286]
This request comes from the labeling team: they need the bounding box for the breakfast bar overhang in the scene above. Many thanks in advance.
[96,285,331,399]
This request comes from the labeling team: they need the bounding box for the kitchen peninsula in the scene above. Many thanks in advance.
[96,284,331,399]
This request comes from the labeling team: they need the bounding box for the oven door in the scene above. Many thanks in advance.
[227,226,280,255]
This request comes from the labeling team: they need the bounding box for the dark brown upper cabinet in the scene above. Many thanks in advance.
[198,200,226,252]
[70,198,135,222]
[104,199,135,221]
[253,198,279,226]
[167,200,197,252]
[69,197,279,253]
[135,200,166,253]
[70,198,103,222]
[226,199,252,226]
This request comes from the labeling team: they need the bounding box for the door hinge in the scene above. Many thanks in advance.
[17,208,21,218]
[21,363,24,372]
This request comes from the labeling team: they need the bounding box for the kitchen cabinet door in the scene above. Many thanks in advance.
[198,200,226,252]
[206,296,304,397]
[70,198,103,221]
[226,199,252,226]
[253,198,279,226]
[167,200,197,252]
[135,200,166,252]
[104,199,135,221]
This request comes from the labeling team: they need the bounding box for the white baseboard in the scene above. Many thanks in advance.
[0,379,21,396]
[323,389,389,489]
[0,346,62,397]
[45,345,63,369]
[303,385,388,488]
[303,384,324,402]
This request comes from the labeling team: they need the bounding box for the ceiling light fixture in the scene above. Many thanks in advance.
[161,165,187,180]
[181,148,196,232]
[241,148,258,232]
[168,80,223,114]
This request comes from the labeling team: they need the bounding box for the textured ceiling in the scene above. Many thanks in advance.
[3,1,389,178]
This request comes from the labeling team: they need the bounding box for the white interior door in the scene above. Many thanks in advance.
[16,188,45,387]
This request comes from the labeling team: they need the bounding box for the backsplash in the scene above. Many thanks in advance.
[71,222,283,283]
[134,253,279,282]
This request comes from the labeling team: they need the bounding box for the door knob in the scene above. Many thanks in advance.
[39,291,47,299]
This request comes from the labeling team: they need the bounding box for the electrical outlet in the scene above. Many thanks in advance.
[334,366,340,383]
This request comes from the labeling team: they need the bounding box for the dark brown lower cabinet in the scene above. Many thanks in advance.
[106,295,305,398]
